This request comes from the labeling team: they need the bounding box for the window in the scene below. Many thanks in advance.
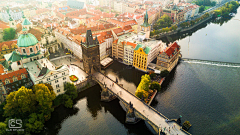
[55,80,58,83]
[63,77,66,80]
[62,72,65,75]
[56,84,59,88]
[17,61,21,65]
[23,49,26,53]
[57,89,60,93]
[30,48,33,52]
[47,78,50,81]
[36,46,38,50]
[5,79,10,84]
[13,77,18,82]
[54,75,57,78]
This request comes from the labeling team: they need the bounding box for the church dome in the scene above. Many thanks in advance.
[17,33,38,47]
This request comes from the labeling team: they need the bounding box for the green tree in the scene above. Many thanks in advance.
[26,113,44,133]
[150,31,154,36]
[149,73,156,79]
[3,28,16,41]
[199,5,205,13]
[0,122,7,135]
[115,13,119,17]
[160,70,170,77]
[135,89,149,99]
[4,86,35,118]
[190,20,195,26]
[33,84,56,120]
[64,98,73,108]
[64,82,78,100]
[154,14,173,29]
[150,81,161,92]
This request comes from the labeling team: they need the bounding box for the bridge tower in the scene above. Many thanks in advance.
[81,30,101,75]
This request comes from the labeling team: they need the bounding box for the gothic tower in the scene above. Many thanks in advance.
[141,10,151,39]
[81,30,101,75]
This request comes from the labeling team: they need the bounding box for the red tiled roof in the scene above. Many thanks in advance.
[123,25,132,31]
[163,42,180,57]
[0,68,29,85]
[0,21,10,29]
[113,28,124,36]
[126,42,137,48]
[28,28,43,41]
[0,40,18,51]
[0,64,4,74]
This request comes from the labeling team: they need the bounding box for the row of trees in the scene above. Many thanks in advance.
[180,13,210,28]
[193,0,216,7]
[214,1,239,17]
[0,82,78,134]
[135,74,161,101]
[150,25,178,36]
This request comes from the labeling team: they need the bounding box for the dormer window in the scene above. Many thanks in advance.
[21,74,26,79]
[13,76,18,82]
[30,48,33,52]
[23,49,26,53]
[5,79,10,84]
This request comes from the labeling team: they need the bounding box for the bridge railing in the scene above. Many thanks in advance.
[94,72,169,120]
[93,74,191,135]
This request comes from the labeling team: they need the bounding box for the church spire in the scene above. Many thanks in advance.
[144,10,148,24]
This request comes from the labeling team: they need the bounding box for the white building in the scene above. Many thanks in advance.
[55,28,83,60]
[1,6,23,22]
[25,58,70,95]
[124,42,137,65]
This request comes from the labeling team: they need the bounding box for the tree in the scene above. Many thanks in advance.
[170,25,177,31]
[160,70,170,77]
[64,98,73,108]
[190,20,195,26]
[137,74,151,92]
[0,122,7,135]
[26,113,44,133]
[64,82,78,100]
[199,5,205,13]
[4,86,36,118]
[150,81,161,92]
[149,73,156,79]
[3,28,16,41]
[115,13,119,17]
[33,84,56,120]
[154,14,173,29]
[135,89,149,99]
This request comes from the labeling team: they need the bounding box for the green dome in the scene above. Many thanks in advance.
[17,33,38,47]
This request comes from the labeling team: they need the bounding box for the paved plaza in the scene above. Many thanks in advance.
[51,56,87,85]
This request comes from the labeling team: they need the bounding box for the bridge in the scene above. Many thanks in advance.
[91,72,191,135]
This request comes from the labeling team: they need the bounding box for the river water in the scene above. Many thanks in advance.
[42,8,240,135]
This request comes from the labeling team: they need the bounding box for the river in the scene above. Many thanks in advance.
[42,8,240,135]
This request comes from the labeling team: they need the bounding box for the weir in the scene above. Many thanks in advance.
[181,58,240,68]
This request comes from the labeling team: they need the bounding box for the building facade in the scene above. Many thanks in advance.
[123,42,137,65]
[156,42,180,72]
[0,68,33,104]
[0,40,18,59]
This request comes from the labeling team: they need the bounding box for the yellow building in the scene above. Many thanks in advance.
[133,44,151,71]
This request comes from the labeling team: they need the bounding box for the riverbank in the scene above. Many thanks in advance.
[152,15,213,39]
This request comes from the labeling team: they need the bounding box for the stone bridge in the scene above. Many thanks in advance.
[92,72,191,135]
